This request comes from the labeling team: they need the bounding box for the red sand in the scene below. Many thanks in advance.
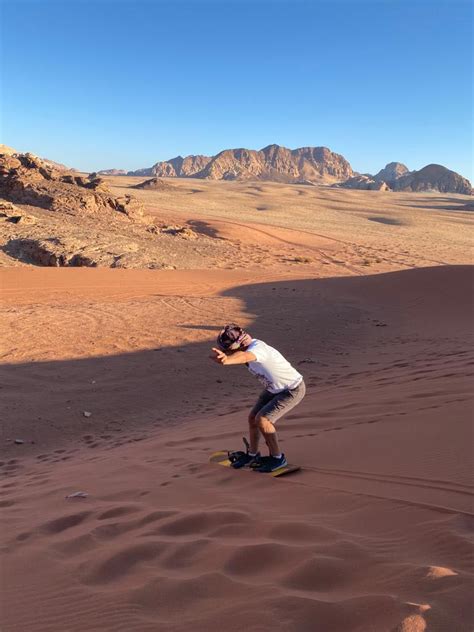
[1,265,473,631]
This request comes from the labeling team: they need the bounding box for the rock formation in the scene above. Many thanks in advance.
[334,175,390,191]
[0,144,74,171]
[0,152,144,220]
[0,148,242,269]
[133,177,174,190]
[3,237,99,267]
[374,162,410,185]
[0,144,18,156]
[128,144,354,183]
[0,200,36,225]
[104,145,471,194]
[337,162,471,194]
[392,164,472,195]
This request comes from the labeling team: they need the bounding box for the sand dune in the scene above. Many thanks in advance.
[1,263,473,631]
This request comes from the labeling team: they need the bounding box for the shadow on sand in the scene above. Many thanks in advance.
[1,265,472,460]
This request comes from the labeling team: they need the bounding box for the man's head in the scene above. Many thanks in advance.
[216,323,252,353]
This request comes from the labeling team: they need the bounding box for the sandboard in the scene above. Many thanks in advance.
[209,451,301,477]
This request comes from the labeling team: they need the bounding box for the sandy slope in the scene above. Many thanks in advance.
[108,177,473,271]
[1,263,473,632]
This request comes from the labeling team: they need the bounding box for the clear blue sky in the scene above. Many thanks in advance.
[1,0,472,179]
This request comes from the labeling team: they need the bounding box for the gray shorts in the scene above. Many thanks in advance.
[250,380,306,424]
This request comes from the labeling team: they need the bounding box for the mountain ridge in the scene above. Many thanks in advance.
[334,162,472,195]
[121,144,354,184]
[96,144,471,194]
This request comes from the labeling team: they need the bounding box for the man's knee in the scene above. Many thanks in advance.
[248,413,258,427]
[255,414,274,432]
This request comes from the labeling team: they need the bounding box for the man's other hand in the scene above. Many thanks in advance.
[210,347,227,364]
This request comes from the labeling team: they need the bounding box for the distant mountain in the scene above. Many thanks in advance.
[10,142,467,195]
[127,144,354,183]
[97,168,128,176]
[374,162,410,185]
[392,164,472,194]
[337,162,471,195]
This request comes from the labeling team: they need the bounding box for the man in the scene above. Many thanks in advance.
[210,323,306,472]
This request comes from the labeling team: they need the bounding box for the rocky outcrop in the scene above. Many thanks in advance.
[334,175,390,191]
[133,177,174,190]
[392,164,472,195]
[0,201,36,225]
[156,224,198,239]
[0,152,145,221]
[128,144,354,183]
[0,149,249,269]
[0,144,18,156]
[374,162,410,185]
[3,237,99,267]
[42,158,74,172]
[0,145,74,171]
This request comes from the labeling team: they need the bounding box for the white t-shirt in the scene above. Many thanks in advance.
[246,339,303,394]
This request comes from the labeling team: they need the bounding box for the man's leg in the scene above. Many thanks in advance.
[248,390,274,454]
[256,414,281,456]
[248,414,261,454]
[254,382,306,458]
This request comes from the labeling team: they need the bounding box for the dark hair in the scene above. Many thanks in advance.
[216,324,251,351]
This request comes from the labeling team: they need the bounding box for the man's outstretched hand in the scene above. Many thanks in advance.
[210,347,227,365]
[210,347,256,365]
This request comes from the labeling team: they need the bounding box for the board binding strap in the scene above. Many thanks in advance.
[209,438,301,477]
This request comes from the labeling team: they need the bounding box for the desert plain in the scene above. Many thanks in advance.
[1,178,473,631]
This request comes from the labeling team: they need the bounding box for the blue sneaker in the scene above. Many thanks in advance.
[255,454,287,473]
[249,454,270,469]
[230,451,261,469]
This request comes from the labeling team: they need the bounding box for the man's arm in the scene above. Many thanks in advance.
[210,347,256,365]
